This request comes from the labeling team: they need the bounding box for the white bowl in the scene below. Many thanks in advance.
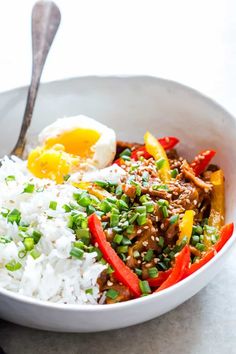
[0,76,235,332]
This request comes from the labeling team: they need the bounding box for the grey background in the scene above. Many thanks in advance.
[1,249,236,354]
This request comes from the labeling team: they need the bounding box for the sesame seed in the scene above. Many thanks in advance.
[145,263,152,268]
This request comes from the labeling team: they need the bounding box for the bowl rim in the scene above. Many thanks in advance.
[0,74,235,120]
[0,75,235,312]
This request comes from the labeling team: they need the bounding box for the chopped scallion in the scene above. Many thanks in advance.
[117,245,128,254]
[137,213,147,226]
[23,183,35,193]
[135,206,146,214]
[76,228,90,239]
[195,243,205,252]
[157,199,169,207]
[100,200,112,213]
[30,249,41,259]
[113,234,123,244]
[107,265,114,274]
[121,236,132,245]
[144,201,155,213]
[139,280,151,294]
[94,180,109,189]
[162,205,169,218]
[49,201,57,210]
[106,288,119,299]
[158,236,164,248]
[142,171,149,182]
[70,247,84,259]
[170,168,179,178]
[119,148,131,158]
[129,212,138,224]
[191,235,200,246]
[117,199,129,211]
[115,185,123,197]
[110,213,119,227]
[135,268,142,276]
[63,174,71,181]
[5,260,21,272]
[121,155,131,161]
[18,249,27,259]
[148,267,158,278]
[144,249,154,262]
[5,175,15,183]
[156,158,166,170]
[24,237,34,251]
[7,209,21,225]
[169,214,179,225]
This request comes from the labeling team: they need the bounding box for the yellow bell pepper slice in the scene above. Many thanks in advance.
[208,169,225,229]
[203,169,225,250]
[73,181,112,200]
[144,131,170,182]
[177,210,194,245]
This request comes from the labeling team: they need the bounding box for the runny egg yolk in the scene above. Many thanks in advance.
[44,128,101,157]
[27,144,80,184]
[27,128,101,183]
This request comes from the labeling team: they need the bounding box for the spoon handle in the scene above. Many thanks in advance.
[11,1,61,157]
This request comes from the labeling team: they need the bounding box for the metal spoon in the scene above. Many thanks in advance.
[11,0,61,157]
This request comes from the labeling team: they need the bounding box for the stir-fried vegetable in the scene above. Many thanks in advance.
[177,210,194,245]
[190,150,216,176]
[75,133,233,303]
[88,213,141,297]
[208,169,225,229]
[186,223,234,276]
[131,136,179,160]
[155,245,190,292]
[144,131,170,182]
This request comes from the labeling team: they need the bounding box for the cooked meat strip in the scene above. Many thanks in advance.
[181,160,212,190]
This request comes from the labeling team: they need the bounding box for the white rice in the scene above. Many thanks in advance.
[0,156,106,304]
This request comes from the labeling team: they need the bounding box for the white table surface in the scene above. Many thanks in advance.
[0,1,236,353]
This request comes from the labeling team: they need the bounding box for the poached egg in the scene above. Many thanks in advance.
[27,115,116,183]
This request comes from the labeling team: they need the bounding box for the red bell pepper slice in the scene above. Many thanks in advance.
[88,213,141,298]
[155,245,190,292]
[147,269,172,288]
[214,222,234,252]
[186,249,215,276]
[131,136,179,161]
[114,136,179,166]
[185,223,234,276]
[190,150,216,176]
